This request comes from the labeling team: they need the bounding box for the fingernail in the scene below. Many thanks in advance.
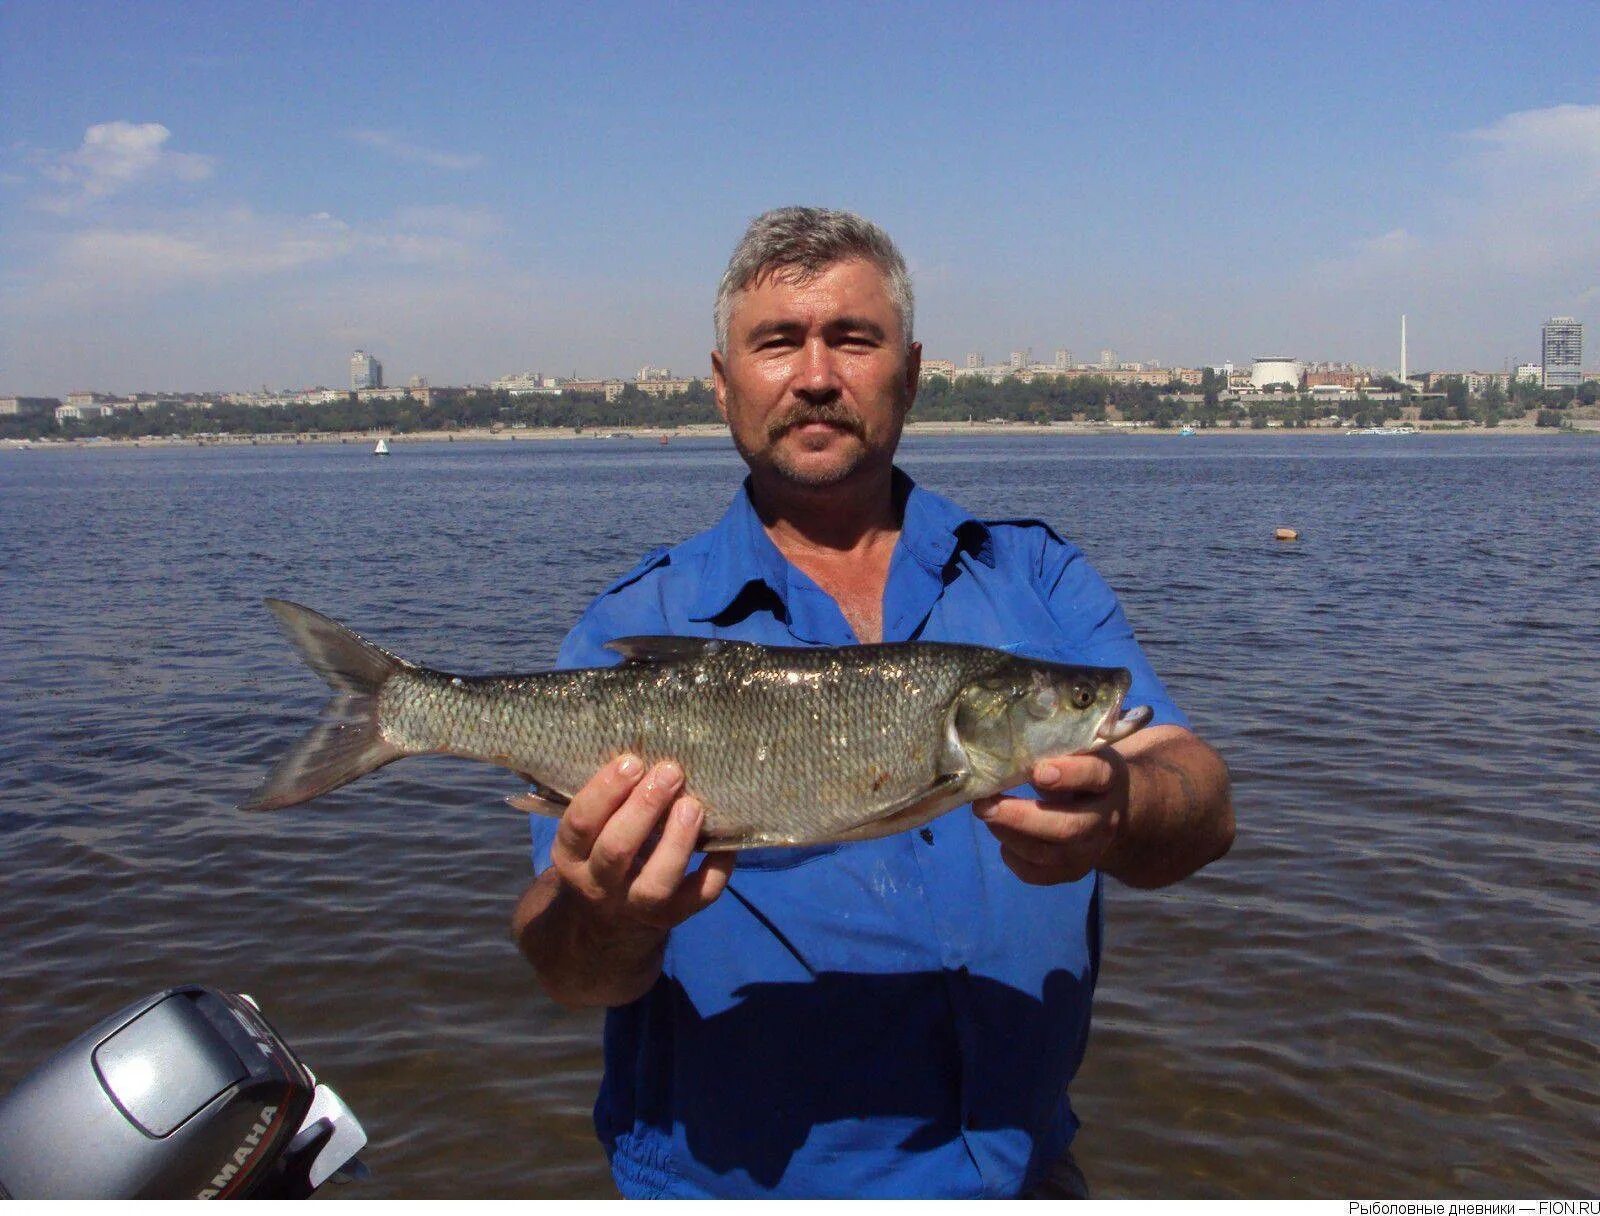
[617,754,643,777]
[674,797,700,827]
[1036,763,1060,784]
[654,761,683,789]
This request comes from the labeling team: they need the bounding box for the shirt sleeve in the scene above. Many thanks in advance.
[1038,537,1191,731]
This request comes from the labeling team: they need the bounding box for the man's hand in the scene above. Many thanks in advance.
[973,725,1234,890]
[552,754,733,929]
[973,751,1130,886]
[512,754,735,1008]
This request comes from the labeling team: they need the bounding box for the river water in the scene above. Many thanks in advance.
[2,432,1596,1197]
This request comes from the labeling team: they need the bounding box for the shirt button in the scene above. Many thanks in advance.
[919,827,935,845]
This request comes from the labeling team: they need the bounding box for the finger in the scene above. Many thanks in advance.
[977,795,1105,844]
[1032,752,1117,795]
[628,793,704,906]
[999,844,1080,886]
[588,762,684,886]
[555,754,646,863]
[661,850,737,923]
[986,822,1064,868]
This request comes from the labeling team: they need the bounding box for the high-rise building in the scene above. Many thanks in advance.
[1008,349,1030,369]
[350,350,383,391]
[1099,349,1116,369]
[966,352,984,369]
[1054,349,1072,368]
[1541,318,1583,389]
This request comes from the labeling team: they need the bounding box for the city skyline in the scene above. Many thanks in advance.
[14,311,1590,403]
[2,2,1598,395]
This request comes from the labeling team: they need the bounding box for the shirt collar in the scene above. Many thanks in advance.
[687,467,994,624]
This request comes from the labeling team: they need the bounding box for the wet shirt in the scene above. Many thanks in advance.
[529,470,1188,1198]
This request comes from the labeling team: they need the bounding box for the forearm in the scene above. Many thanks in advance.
[512,870,670,1009]
[1101,725,1234,889]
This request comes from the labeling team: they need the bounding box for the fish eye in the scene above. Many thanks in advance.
[1069,685,1095,710]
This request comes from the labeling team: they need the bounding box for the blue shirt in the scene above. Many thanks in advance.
[530,470,1187,1198]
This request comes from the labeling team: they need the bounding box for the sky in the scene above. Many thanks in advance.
[2,0,1597,395]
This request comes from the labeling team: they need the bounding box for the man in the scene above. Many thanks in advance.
[512,207,1233,1198]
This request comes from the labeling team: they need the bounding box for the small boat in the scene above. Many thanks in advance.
[373,438,390,456]
[1178,426,1196,437]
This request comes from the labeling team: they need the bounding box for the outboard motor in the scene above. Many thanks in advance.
[0,986,366,1199]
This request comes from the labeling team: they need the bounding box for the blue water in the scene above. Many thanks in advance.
[1,431,1597,1196]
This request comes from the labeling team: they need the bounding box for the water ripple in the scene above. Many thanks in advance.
[2,434,1597,1196]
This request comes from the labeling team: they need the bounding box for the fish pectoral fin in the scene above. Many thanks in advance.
[827,771,971,845]
[507,772,570,817]
[507,792,566,817]
[605,635,746,664]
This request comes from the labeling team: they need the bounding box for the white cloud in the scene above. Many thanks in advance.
[1295,103,1600,365]
[49,209,354,292]
[38,121,213,211]
[348,129,484,171]
[1463,103,1600,190]
[382,204,503,262]
[1323,103,1600,283]
[1,199,518,391]
[27,203,502,302]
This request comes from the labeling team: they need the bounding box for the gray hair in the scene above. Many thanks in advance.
[714,207,914,351]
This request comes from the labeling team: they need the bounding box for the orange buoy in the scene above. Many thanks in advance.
[1274,527,1300,541]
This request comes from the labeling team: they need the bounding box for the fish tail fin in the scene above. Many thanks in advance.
[240,599,410,812]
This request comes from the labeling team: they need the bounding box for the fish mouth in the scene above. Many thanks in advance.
[1095,699,1153,745]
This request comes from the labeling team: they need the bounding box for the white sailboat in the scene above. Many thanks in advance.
[373,438,390,456]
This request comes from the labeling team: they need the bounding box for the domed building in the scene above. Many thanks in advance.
[1250,357,1304,391]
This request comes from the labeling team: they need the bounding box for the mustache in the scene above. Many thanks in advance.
[766,400,867,442]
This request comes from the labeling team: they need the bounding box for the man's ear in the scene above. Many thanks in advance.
[711,349,729,422]
[903,341,922,413]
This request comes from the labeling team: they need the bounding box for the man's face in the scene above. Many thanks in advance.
[713,258,920,490]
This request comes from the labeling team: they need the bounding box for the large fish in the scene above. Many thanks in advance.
[244,599,1152,849]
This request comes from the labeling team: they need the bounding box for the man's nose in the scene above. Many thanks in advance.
[795,338,842,398]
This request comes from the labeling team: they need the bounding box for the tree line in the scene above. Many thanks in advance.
[0,384,725,441]
[5,372,1596,441]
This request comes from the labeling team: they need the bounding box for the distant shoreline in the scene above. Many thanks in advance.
[3,418,1590,451]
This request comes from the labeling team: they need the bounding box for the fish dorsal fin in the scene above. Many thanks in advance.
[605,635,740,664]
